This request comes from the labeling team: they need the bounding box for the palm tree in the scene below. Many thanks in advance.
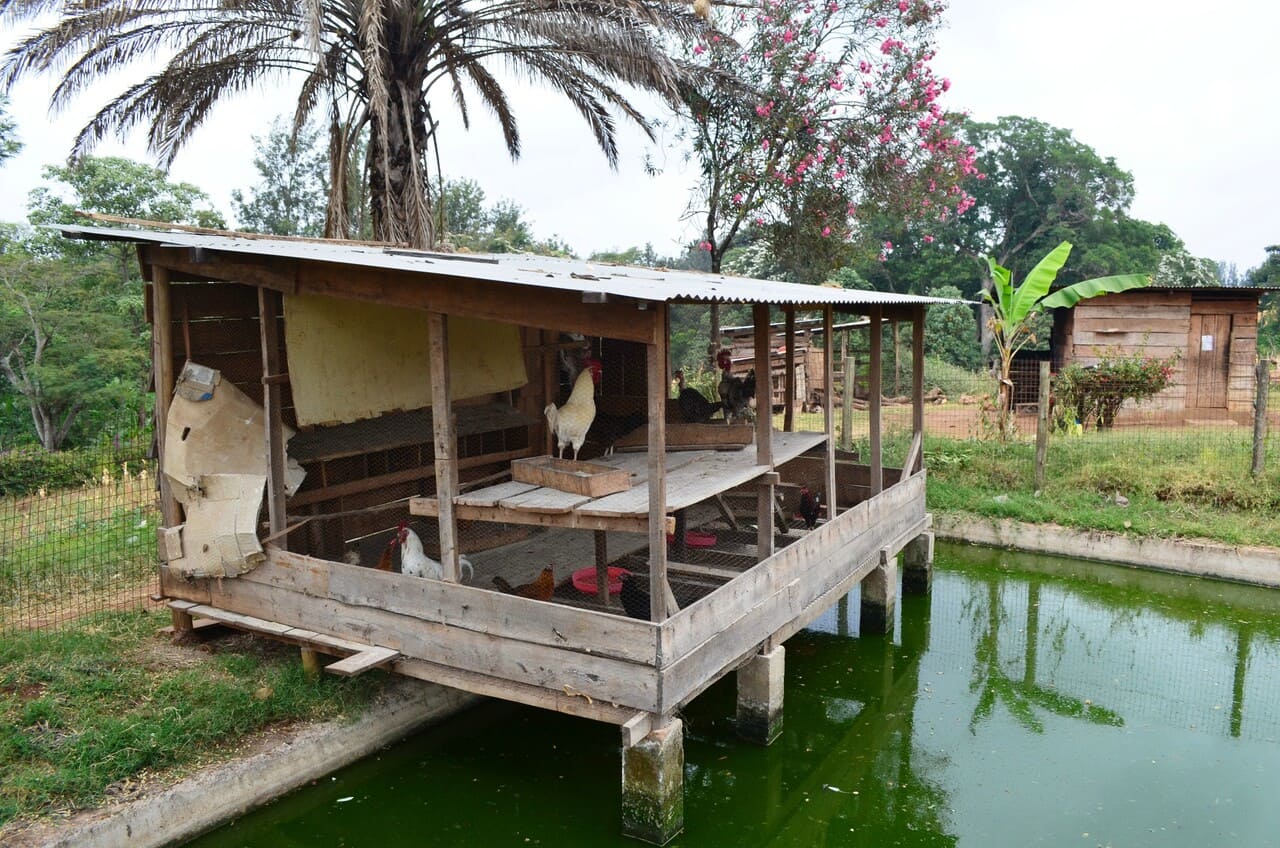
[0,0,704,248]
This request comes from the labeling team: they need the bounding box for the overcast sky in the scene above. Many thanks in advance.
[1,0,1276,273]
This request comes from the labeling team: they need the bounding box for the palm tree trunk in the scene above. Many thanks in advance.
[368,79,434,248]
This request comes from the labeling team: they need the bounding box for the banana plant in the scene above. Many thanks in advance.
[984,241,1150,439]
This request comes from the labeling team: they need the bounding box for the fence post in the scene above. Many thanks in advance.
[1253,359,1270,477]
[841,353,855,452]
[1035,361,1050,490]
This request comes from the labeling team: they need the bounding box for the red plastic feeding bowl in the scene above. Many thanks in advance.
[666,530,718,548]
[572,566,629,595]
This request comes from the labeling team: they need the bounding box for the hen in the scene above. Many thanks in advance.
[797,486,821,530]
[620,572,650,620]
[718,349,756,425]
[673,370,719,424]
[395,523,474,582]
[545,359,600,461]
[493,566,556,601]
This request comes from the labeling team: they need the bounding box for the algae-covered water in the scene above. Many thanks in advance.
[189,544,1280,847]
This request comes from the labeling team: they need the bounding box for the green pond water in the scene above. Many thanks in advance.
[188,544,1280,847]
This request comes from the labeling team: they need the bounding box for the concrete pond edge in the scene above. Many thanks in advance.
[15,518,1278,848]
[14,678,479,848]
[933,511,1280,588]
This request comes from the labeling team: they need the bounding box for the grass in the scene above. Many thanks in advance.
[922,428,1280,547]
[0,609,388,830]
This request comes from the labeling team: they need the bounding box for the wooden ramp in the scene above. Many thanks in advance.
[167,600,401,677]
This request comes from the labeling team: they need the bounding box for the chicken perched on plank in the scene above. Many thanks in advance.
[797,486,821,531]
[493,567,556,601]
[717,349,756,425]
[545,357,600,461]
[395,523,474,582]
[673,370,719,424]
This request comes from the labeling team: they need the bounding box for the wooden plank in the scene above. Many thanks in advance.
[412,498,651,534]
[141,245,299,293]
[824,307,837,516]
[666,560,742,582]
[1074,316,1188,335]
[499,486,592,514]
[1074,331,1188,347]
[1074,304,1190,321]
[911,306,924,474]
[200,560,662,709]
[428,312,461,582]
[289,448,533,508]
[259,287,287,540]
[456,480,539,507]
[287,403,529,464]
[510,456,630,497]
[647,308,669,621]
[325,646,401,677]
[783,308,796,432]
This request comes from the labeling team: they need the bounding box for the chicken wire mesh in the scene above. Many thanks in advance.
[0,421,158,636]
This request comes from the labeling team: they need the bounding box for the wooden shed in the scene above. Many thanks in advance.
[61,224,947,844]
[1050,287,1266,423]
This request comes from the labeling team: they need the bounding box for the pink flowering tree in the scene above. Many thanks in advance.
[679,0,978,282]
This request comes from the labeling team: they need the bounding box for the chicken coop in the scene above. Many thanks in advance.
[60,223,946,844]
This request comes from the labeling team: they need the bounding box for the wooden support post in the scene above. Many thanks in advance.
[258,287,287,541]
[542,329,557,457]
[150,265,190,637]
[860,547,897,636]
[841,353,855,452]
[428,312,460,582]
[595,530,610,607]
[647,305,670,622]
[902,531,934,595]
[892,321,902,396]
[736,645,785,745]
[622,718,684,844]
[868,307,883,495]
[783,308,796,432]
[709,303,721,367]
[823,307,837,519]
[1035,360,1051,489]
[912,306,925,473]
[754,305,775,562]
[300,647,322,680]
[1253,359,1270,478]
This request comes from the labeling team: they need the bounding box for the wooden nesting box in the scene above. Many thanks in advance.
[511,456,631,497]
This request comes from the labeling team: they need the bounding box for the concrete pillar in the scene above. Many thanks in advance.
[902,531,934,596]
[736,644,785,745]
[860,548,898,636]
[622,718,684,845]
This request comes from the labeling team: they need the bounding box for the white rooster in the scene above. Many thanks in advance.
[545,358,600,461]
[395,523,473,582]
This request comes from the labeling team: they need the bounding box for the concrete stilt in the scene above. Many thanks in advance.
[736,644,785,745]
[902,530,934,596]
[860,548,898,636]
[622,718,684,845]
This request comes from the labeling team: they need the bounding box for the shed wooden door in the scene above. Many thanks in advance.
[1188,313,1231,409]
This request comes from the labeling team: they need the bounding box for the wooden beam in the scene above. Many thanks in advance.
[754,305,775,561]
[912,305,925,469]
[288,447,532,508]
[258,287,287,540]
[151,265,180,528]
[411,497,653,534]
[783,308,796,432]
[428,312,460,582]
[823,307,837,517]
[868,306,883,495]
[140,245,298,292]
[647,304,670,621]
[325,646,402,677]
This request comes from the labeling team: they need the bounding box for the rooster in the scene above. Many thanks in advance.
[395,523,474,582]
[545,358,600,461]
[673,370,720,424]
[717,349,756,425]
[493,566,556,601]
[797,486,821,531]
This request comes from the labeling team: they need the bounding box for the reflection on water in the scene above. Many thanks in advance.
[188,544,1280,847]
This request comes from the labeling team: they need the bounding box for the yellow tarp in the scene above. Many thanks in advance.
[283,294,528,426]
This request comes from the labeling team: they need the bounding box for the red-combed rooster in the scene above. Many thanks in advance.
[796,485,822,531]
[545,356,600,461]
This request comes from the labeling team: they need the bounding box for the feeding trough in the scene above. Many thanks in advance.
[572,566,629,595]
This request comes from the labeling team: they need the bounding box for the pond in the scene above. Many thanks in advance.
[188,543,1280,847]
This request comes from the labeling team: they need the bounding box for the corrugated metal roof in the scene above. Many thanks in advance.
[56,224,967,308]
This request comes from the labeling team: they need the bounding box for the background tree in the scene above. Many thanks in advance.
[0,94,20,165]
[25,156,225,283]
[232,117,328,237]
[1,0,704,249]
[1249,244,1280,355]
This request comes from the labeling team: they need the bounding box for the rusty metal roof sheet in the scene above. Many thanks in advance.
[56,224,967,308]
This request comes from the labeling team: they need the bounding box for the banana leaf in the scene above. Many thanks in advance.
[1008,241,1073,323]
[1040,273,1152,309]
[984,255,1013,318]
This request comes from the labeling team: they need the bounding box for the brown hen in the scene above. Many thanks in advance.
[493,567,555,601]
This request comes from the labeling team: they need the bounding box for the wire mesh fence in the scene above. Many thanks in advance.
[0,422,158,636]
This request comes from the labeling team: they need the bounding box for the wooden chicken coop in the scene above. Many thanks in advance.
[61,224,945,845]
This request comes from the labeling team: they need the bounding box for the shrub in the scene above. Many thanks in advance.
[1055,348,1178,430]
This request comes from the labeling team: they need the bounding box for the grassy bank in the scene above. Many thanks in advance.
[0,610,388,831]
[923,430,1280,548]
